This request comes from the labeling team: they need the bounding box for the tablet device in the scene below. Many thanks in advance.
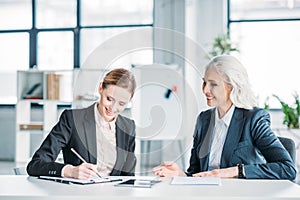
[115,179,152,188]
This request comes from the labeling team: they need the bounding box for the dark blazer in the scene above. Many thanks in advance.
[186,107,296,180]
[27,103,136,177]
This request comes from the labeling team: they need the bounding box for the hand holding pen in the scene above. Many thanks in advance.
[69,148,103,179]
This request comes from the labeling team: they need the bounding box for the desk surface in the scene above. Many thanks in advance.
[1,175,300,200]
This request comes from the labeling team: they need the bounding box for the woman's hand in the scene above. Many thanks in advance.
[152,161,186,177]
[63,163,99,180]
[192,166,238,178]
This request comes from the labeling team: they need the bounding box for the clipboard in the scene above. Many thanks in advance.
[39,176,122,185]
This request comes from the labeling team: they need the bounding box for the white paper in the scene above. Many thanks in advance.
[39,176,119,184]
[171,176,221,185]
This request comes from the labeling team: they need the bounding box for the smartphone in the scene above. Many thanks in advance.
[115,179,153,188]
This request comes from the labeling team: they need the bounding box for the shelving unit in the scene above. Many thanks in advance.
[72,68,107,108]
[15,70,73,162]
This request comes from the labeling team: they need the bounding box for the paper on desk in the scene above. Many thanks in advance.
[171,176,221,185]
[133,176,159,180]
[39,176,121,185]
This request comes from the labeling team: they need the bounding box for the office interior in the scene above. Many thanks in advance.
[0,0,300,183]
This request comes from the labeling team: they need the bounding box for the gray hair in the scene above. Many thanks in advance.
[204,55,257,109]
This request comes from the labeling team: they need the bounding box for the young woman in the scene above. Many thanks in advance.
[153,55,296,180]
[27,68,137,179]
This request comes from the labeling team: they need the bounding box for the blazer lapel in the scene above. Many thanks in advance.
[111,116,127,175]
[200,109,215,171]
[220,108,244,168]
[82,103,97,164]
[198,109,215,171]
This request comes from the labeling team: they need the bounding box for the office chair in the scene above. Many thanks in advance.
[278,136,296,162]
[13,167,27,175]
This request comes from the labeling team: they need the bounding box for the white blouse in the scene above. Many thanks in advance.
[208,105,235,170]
[94,104,117,176]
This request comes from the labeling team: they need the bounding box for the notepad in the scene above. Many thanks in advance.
[171,176,221,186]
[39,176,122,185]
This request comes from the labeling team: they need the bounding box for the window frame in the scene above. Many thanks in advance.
[227,0,300,108]
[0,0,154,69]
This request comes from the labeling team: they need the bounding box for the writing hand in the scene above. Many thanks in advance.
[64,163,99,180]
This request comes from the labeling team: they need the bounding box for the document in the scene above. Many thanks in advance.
[171,176,221,186]
[39,176,122,185]
[115,179,153,188]
[114,176,162,188]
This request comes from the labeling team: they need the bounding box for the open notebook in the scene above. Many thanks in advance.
[39,176,122,185]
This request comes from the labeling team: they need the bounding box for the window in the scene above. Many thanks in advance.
[36,0,77,28]
[81,0,153,26]
[0,1,154,100]
[0,33,29,71]
[0,0,32,30]
[229,0,300,107]
[38,31,74,70]
[230,0,300,20]
[0,32,29,102]
[80,27,153,67]
[0,0,153,70]
[80,0,153,69]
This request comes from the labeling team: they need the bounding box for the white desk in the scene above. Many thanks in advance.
[0,175,300,200]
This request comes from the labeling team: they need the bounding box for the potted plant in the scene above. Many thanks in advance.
[209,33,239,58]
[273,93,300,129]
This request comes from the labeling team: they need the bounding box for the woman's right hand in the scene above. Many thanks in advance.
[152,161,186,177]
[63,163,98,180]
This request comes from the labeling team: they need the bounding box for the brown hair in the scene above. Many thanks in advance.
[102,68,136,98]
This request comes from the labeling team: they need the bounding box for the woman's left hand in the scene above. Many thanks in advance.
[192,166,238,178]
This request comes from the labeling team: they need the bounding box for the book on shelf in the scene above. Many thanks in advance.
[19,123,43,130]
[47,73,61,100]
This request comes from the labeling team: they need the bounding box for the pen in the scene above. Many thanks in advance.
[70,148,102,178]
[55,179,71,184]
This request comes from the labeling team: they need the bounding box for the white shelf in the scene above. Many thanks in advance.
[15,70,73,162]
[17,70,73,101]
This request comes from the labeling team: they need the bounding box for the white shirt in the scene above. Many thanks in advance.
[94,104,117,176]
[208,105,235,170]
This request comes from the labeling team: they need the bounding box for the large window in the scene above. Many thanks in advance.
[0,0,153,70]
[0,33,29,71]
[81,0,153,26]
[36,0,77,28]
[229,0,300,108]
[0,0,154,100]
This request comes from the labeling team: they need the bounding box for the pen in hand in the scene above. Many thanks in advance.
[70,148,102,178]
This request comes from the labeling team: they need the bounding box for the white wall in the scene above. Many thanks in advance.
[183,0,228,168]
[151,0,228,168]
[0,72,17,104]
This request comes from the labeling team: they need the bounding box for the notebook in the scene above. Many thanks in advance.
[39,176,122,185]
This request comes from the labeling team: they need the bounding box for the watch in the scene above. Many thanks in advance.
[237,164,246,179]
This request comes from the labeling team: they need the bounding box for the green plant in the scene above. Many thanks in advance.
[263,96,270,110]
[273,93,300,129]
[209,33,239,57]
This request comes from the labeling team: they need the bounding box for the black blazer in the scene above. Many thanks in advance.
[27,103,136,177]
[187,107,296,180]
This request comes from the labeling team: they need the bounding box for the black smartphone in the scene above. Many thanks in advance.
[115,179,153,188]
